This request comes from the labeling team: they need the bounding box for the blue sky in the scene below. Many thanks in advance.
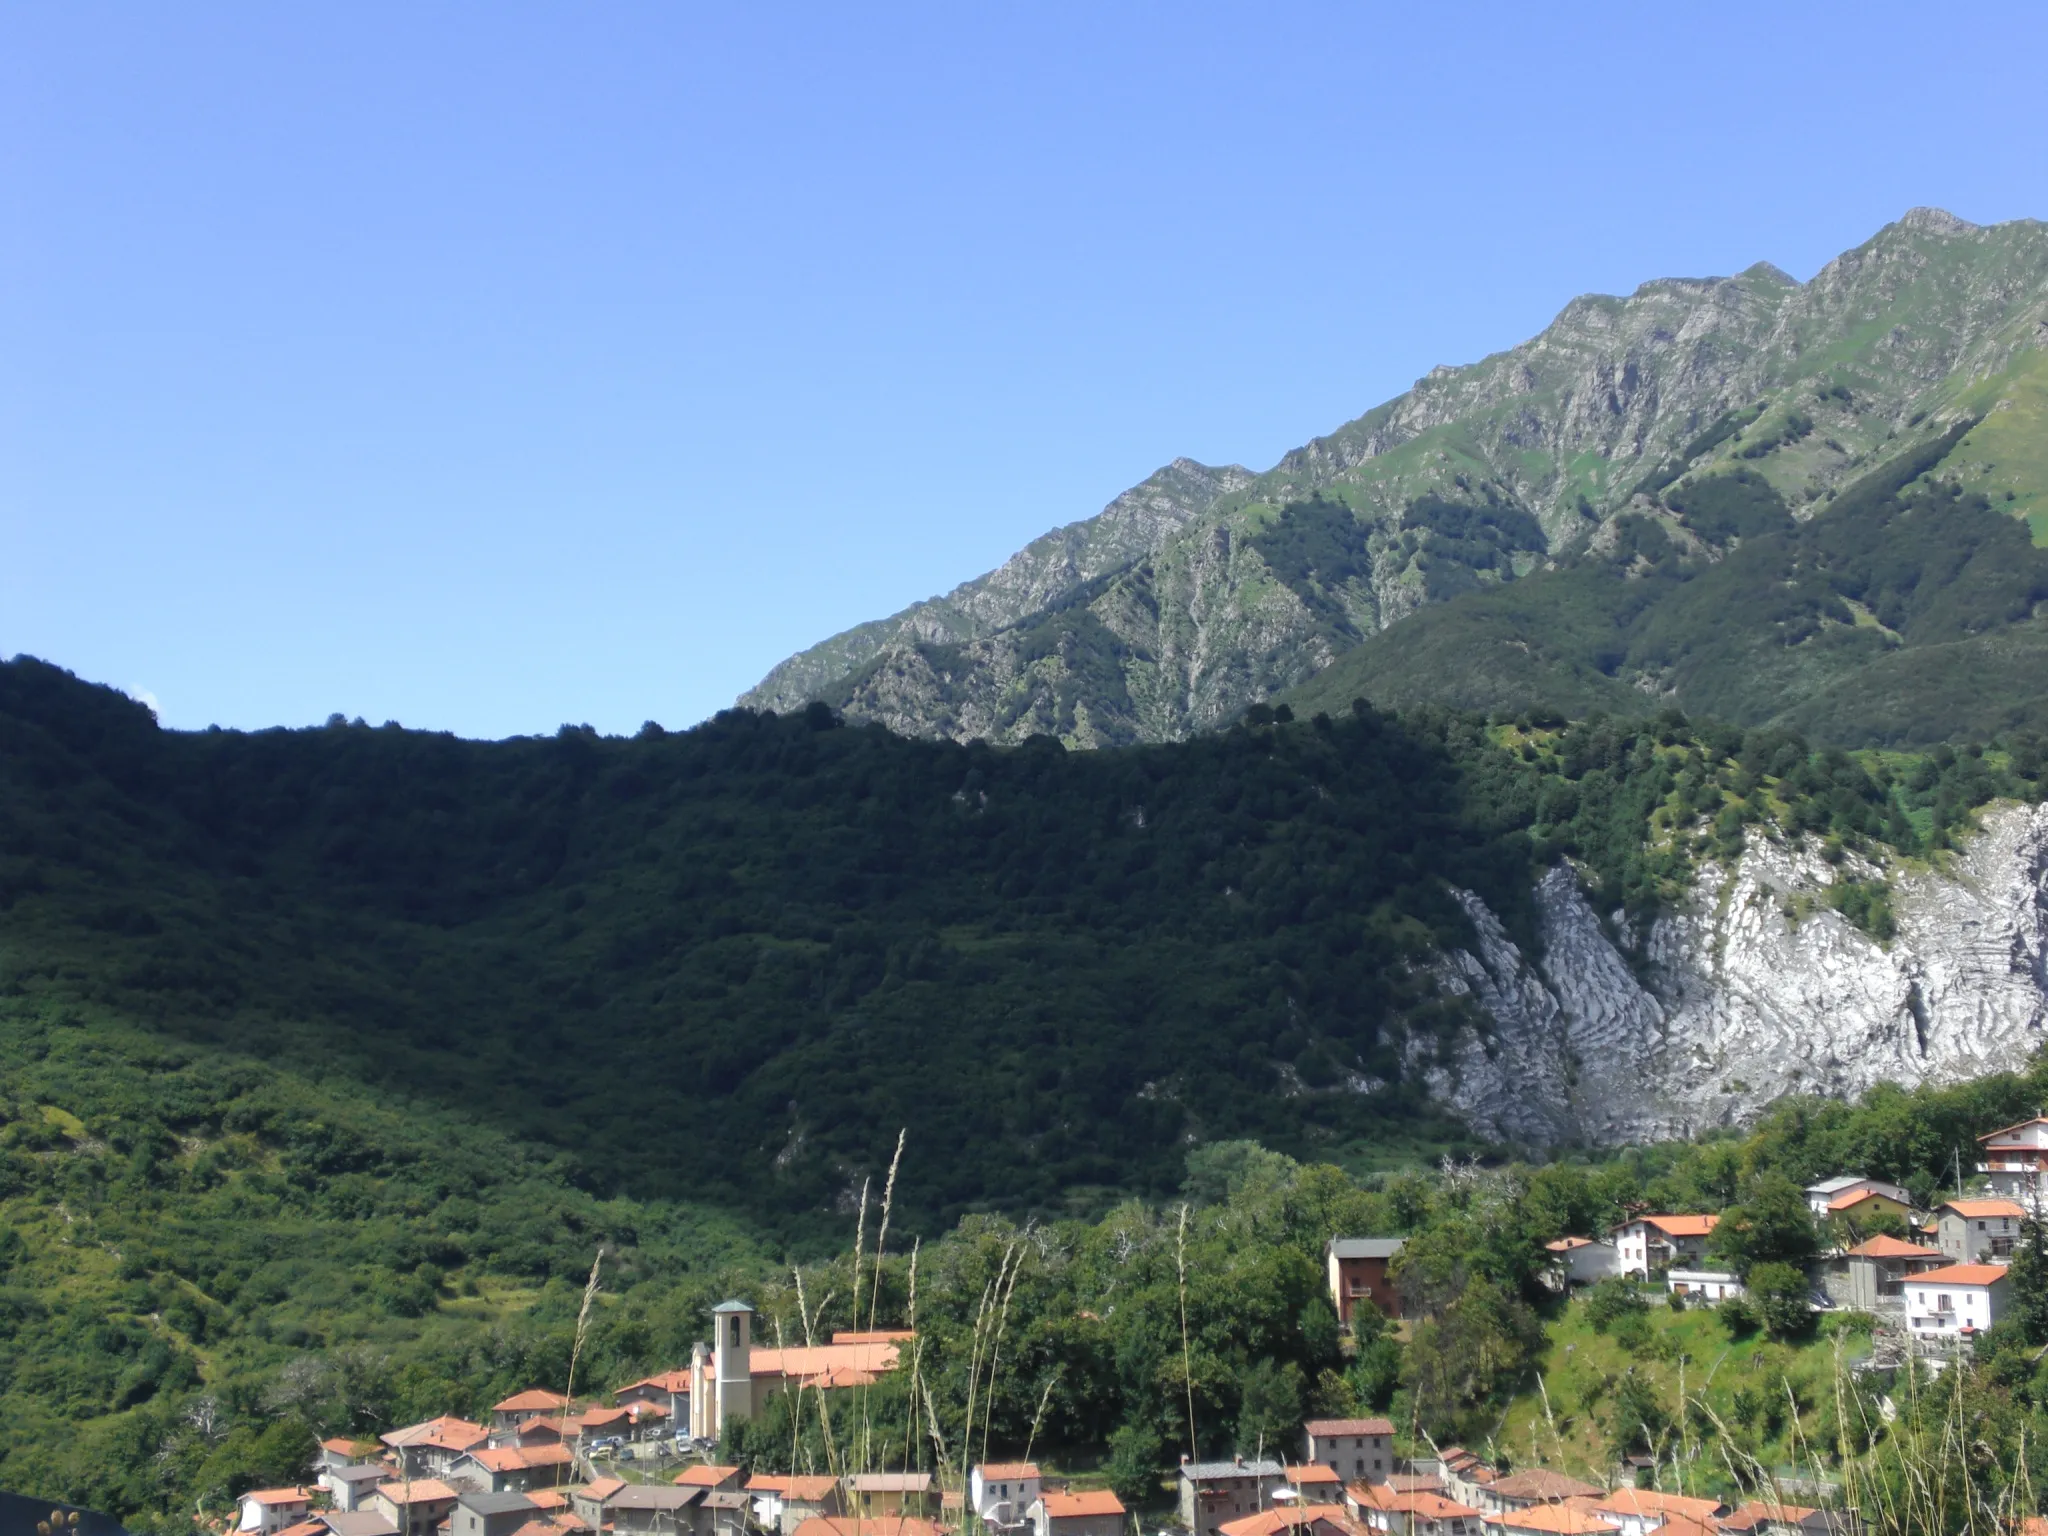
[5,2,2047,737]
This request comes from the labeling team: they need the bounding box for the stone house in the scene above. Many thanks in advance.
[1031,1491,1126,1536]
[1178,1458,1286,1536]
[1937,1199,2025,1263]
[1303,1417,1393,1482]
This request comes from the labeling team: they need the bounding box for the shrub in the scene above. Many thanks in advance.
[1748,1262,1816,1339]
[1584,1276,1647,1335]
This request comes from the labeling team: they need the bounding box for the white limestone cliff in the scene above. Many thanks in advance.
[1427,801,2048,1143]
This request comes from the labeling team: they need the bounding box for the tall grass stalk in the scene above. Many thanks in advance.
[1177,1204,1198,1458]
[978,1231,1029,1469]
[856,1131,906,1475]
[563,1244,604,1456]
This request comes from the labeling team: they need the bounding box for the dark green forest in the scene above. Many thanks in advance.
[1284,423,2048,744]
[3,658,2038,1234]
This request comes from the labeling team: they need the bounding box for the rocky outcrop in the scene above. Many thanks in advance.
[1427,802,2048,1143]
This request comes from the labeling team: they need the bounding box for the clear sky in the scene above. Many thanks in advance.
[5,3,2047,738]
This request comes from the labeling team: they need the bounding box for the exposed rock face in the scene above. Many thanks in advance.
[742,210,2048,747]
[1429,803,2048,1143]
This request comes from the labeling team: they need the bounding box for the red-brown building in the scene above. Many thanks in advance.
[1325,1238,1405,1325]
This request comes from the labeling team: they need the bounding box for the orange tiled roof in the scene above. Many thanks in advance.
[791,1520,941,1536]
[1305,1418,1395,1437]
[246,1490,312,1506]
[1828,1189,1903,1212]
[1715,1501,1818,1531]
[977,1464,1041,1481]
[1617,1214,1718,1238]
[1913,1263,2011,1286]
[783,1478,842,1502]
[494,1391,574,1414]
[467,1446,574,1472]
[375,1481,459,1506]
[1943,1199,2025,1218]
[526,1492,570,1511]
[1383,1492,1483,1521]
[1285,1466,1343,1485]
[1040,1493,1125,1519]
[1486,1506,1611,1535]
[1218,1506,1349,1536]
[577,1479,626,1502]
[382,1418,488,1452]
[673,1465,742,1488]
[1589,1491,1724,1523]
[831,1330,917,1344]
[751,1340,903,1386]
[1843,1235,1945,1258]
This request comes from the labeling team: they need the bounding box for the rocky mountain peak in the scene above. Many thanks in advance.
[1898,205,1980,234]
[742,209,2048,750]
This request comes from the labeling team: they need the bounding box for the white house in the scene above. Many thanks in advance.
[1904,1262,2010,1342]
[1666,1268,1744,1303]
[1978,1117,2048,1200]
[1610,1214,1718,1278]
[1936,1199,2025,1264]
[1544,1236,1619,1287]
[239,1490,312,1535]
[970,1464,1042,1528]
[1804,1175,1910,1219]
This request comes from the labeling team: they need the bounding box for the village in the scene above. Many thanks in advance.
[224,1117,2048,1536]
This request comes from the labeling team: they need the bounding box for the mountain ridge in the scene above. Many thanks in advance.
[742,209,2048,748]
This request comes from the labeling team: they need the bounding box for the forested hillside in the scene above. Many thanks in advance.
[3,656,2040,1237]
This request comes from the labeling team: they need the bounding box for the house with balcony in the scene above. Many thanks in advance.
[1936,1198,2025,1263]
[1611,1214,1719,1278]
[1326,1238,1405,1325]
[969,1465,1040,1530]
[1978,1117,2048,1199]
[1905,1262,2010,1344]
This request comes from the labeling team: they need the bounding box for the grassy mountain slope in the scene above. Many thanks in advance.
[744,210,2048,748]
[1282,421,2048,745]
